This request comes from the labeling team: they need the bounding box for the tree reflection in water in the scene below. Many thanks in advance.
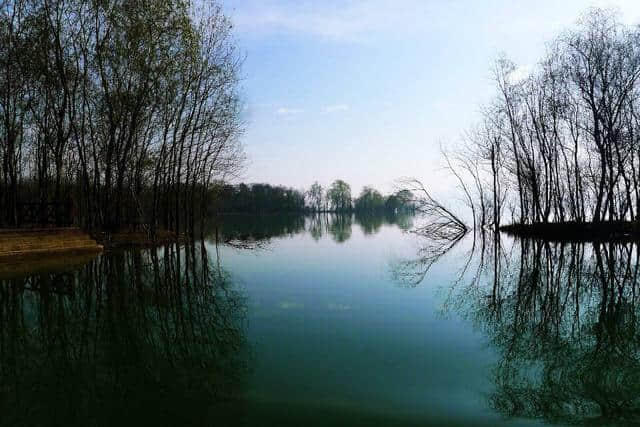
[328,213,353,243]
[210,212,414,245]
[485,239,640,425]
[0,242,247,427]
[394,234,640,425]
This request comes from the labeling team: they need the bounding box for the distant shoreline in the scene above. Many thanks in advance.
[500,221,640,242]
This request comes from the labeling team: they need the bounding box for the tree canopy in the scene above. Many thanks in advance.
[445,9,640,229]
[213,180,414,214]
[0,0,244,233]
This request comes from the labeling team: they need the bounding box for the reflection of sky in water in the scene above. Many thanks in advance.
[212,220,545,426]
[3,215,629,425]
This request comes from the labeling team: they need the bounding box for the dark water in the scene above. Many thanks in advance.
[0,213,638,426]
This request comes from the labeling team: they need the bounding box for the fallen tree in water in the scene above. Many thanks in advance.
[397,178,468,239]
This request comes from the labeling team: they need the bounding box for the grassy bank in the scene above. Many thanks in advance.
[500,221,640,242]
[0,228,103,260]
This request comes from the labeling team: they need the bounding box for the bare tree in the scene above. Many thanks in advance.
[0,0,245,236]
[397,178,468,239]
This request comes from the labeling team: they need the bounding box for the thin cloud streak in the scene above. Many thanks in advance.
[323,104,349,113]
[277,107,304,115]
[226,0,640,194]
[229,0,640,43]
[229,0,438,42]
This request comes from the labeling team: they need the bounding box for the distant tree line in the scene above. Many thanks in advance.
[214,183,306,214]
[436,8,640,231]
[0,0,243,233]
[213,180,415,214]
[213,208,413,244]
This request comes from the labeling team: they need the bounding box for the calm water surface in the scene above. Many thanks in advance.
[1,214,636,426]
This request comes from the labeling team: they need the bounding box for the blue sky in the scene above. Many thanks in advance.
[222,0,640,196]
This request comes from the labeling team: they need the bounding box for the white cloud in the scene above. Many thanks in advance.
[277,107,303,115]
[228,0,640,44]
[229,0,437,42]
[323,104,349,113]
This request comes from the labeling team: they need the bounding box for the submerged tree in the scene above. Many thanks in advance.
[397,178,468,239]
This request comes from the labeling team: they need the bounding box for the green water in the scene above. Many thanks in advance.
[1,213,638,426]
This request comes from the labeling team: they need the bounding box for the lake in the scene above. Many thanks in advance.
[0,213,636,426]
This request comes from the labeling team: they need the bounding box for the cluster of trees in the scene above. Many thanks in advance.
[445,9,640,229]
[353,186,413,212]
[0,0,244,233]
[307,180,414,213]
[304,180,352,212]
[214,183,306,214]
[214,180,415,214]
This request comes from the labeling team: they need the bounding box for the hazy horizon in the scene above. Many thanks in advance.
[224,0,640,196]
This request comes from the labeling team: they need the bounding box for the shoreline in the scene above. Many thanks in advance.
[0,228,190,261]
[92,230,189,249]
[499,221,640,242]
[0,228,103,261]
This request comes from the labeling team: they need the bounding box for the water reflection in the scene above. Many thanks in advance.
[399,234,640,425]
[390,231,467,287]
[0,242,247,427]
[328,214,353,243]
[483,239,640,426]
[213,212,413,245]
[356,211,413,235]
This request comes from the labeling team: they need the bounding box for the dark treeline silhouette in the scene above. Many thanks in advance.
[0,0,243,234]
[214,183,306,214]
[213,180,415,214]
[0,242,247,426]
[490,9,640,226]
[409,9,640,239]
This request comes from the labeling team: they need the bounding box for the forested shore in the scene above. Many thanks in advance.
[1,0,243,234]
[0,0,411,239]
[213,180,415,214]
[6,2,640,243]
[433,9,640,240]
[500,221,640,241]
